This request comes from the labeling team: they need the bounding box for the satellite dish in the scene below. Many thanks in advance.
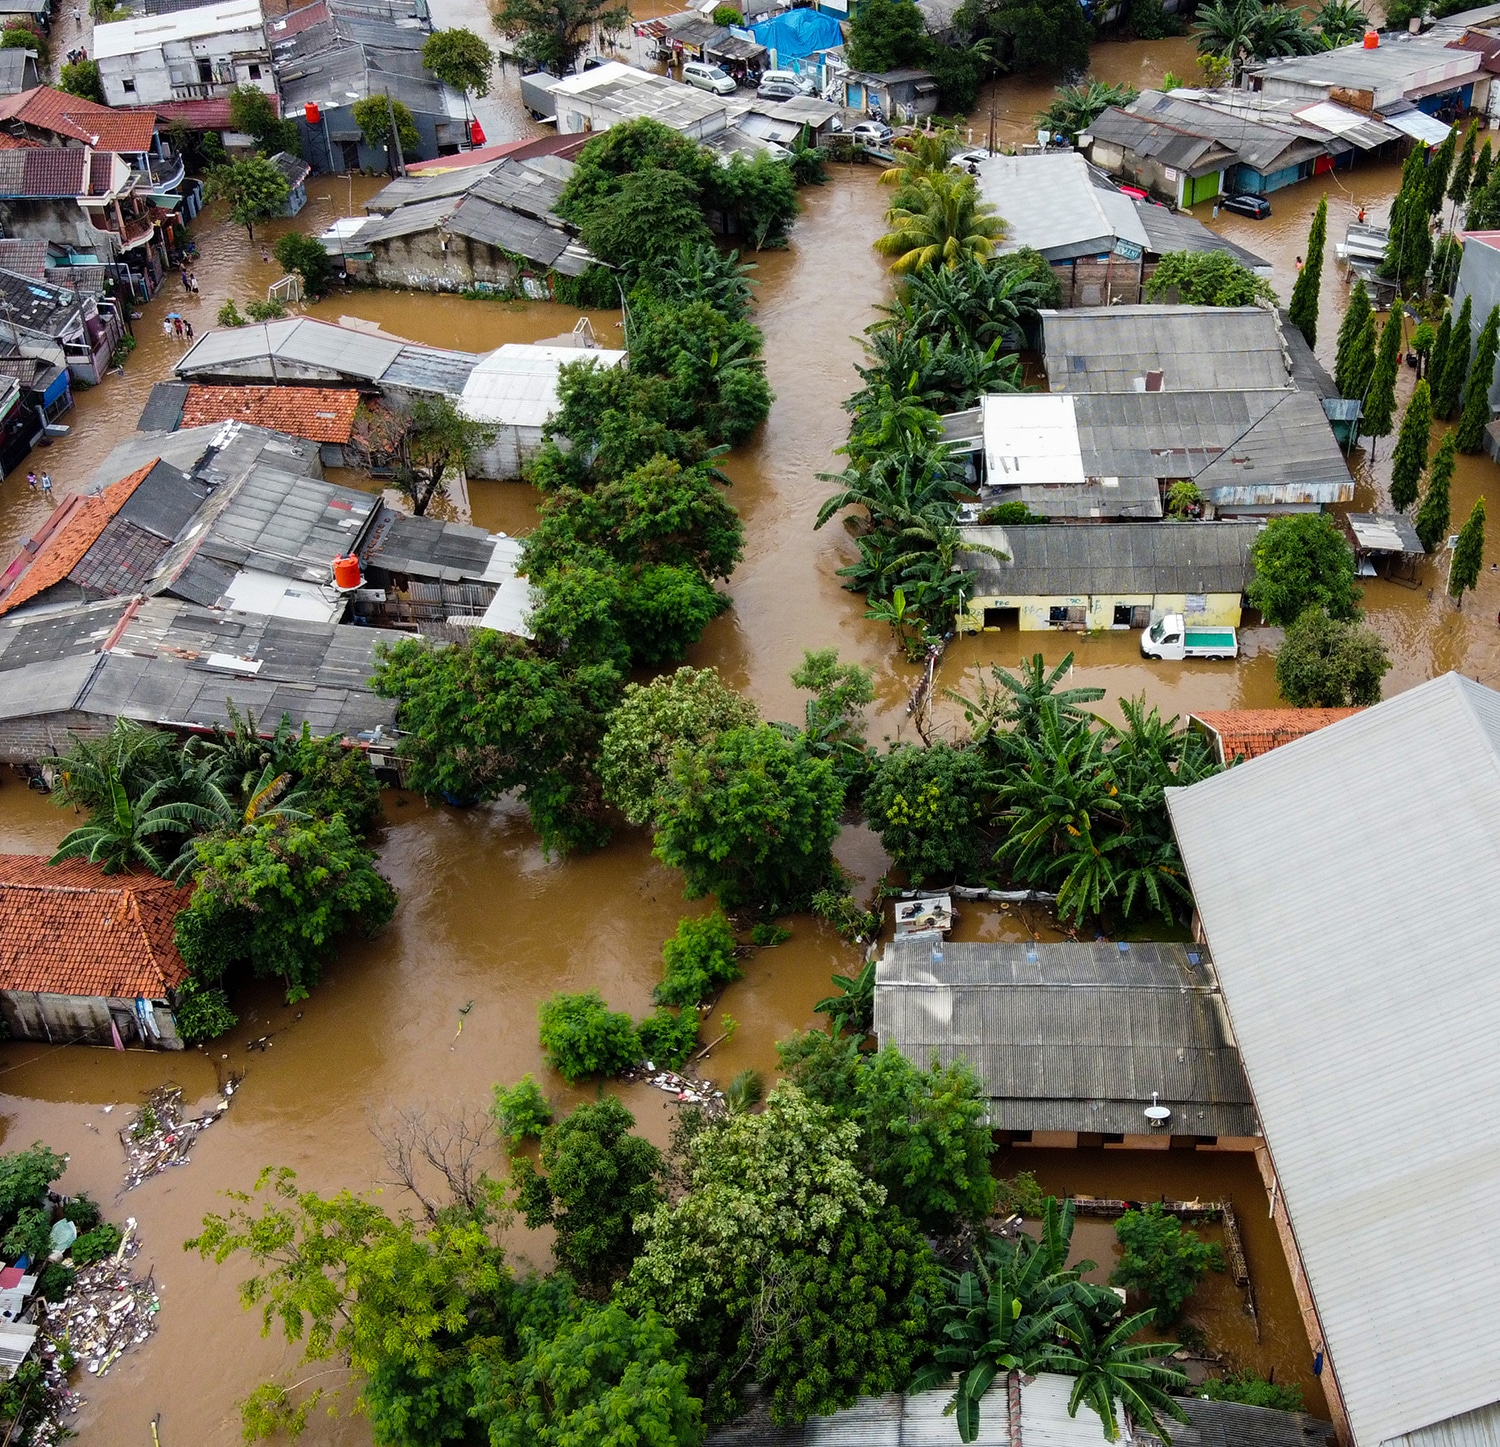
[1144,1090,1172,1127]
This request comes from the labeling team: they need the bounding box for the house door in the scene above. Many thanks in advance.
[847,81,863,110]
[982,606,1019,630]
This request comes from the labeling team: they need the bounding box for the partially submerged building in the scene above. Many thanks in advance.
[0,855,190,1049]
[955,520,1259,631]
[139,381,361,465]
[1166,673,1500,1447]
[875,937,1256,1148]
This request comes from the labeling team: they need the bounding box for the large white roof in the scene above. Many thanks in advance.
[459,343,625,429]
[981,394,1086,488]
[1167,672,1500,1447]
[93,0,264,59]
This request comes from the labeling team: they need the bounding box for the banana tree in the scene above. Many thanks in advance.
[1051,1303,1191,1443]
[49,773,217,878]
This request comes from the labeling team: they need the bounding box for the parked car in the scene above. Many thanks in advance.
[1221,193,1272,219]
[682,61,737,95]
[761,67,814,94]
[757,79,800,100]
[951,149,989,167]
[849,120,894,146]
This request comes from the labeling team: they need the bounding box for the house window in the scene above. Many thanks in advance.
[1101,1132,1125,1145]
[1049,605,1071,624]
[248,63,262,79]
[122,78,135,92]
[982,606,1019,630]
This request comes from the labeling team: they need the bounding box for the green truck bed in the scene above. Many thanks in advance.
[1185,630,1236,648]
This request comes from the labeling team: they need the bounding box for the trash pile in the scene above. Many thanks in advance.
[621,1064,726,1116]
[119,1079,238,1191]
[27,1224,160,1445]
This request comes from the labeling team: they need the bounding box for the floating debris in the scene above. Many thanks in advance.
[620,1064,726,1116]
[119,1079,238,1192]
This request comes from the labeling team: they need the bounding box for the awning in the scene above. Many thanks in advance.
[1383,108,1452,146]
[1294,100,1399,150]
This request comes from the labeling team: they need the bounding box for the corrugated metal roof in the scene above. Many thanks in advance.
[876,937,1255,1136]
[1292,99,1400,149]
[1132,203,1270,272]
[1086,105,1230,175]
[93,0,264,58]
[1165,674,1500,1447]
[459,343,625,429]
[973,151,1149,262]
[959,519,1260,596]
[1124,90,1326,173]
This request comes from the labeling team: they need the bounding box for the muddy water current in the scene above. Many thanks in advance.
[0,43,1483,1437]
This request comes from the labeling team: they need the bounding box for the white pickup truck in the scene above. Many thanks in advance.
[1140,613,1238,661]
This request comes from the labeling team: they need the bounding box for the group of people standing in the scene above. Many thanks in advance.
[25,471,52,499]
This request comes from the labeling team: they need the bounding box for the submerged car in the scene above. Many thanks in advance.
[849,120,894,145]
[1220,193,1272,219]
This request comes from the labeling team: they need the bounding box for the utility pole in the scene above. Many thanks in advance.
[383,90,406,178]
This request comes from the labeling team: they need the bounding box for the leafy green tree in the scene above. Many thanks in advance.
[175,813,395,1005]
[1456,304,1500,452]
[1451,119,1480,205]
[1110,1203,1225,1327]
[511,1097,663,1291]
[0,1145,65,1233]
[875,172,1006,274]
[1051,1303,1190,1443]
[1449,496,1486,605]
[652,724,844,910]
[374,394,496,515]
[208,154,290,239]
[537,991,640,1083]
[1201,1372,1305,1412]
[780,1033,997,1234]
[492,0,628,74]
[622,1085,941,1424]
[579,169,711,272]
[1389,378,1432,513]
[471,1303,703,1447]
[422,28,494,98]
[638,1006,699,1069]
[656,912,740,1008]
[786,647,875,791]
[847,0,927,70]
[1288,195,1326,348]
[707,152,800,249]
[491,1075,553,1148]
[864,741,989,885]
[1145,249,1275,306]
[1428,310,1452,395]
[557,119,712,230]
[352,95,420,164]
[1361,308,1403,442]
[272,230,334,298]
[0,20,45,65]
[1311,0,1367,46]
[59,58,104,103]
[1247,513,1360,625]
[1275,609,1390,707]
[598,667,757,827]
[1437,294,1473,418]
[2,1206,51,1264]
[1415,430,1456,553]
[960,0,1094,76]
[1036,80,1140,143]
[1427,126,1458,214]
[228,85,300,156]
[618,562,729,666]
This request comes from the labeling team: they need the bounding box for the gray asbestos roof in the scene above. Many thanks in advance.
[1122,91,1326,173]
[1087,105,1232,176]
[1043,306,1294,394]
[1132,203,1270,273]
[93,421,323,490]
[876,937,1256,1137]
[972,151,1148,262]
[1165,674,1500,1447]
[959,520,1260,596]
[137,381,188,432]
[364,510,500,580]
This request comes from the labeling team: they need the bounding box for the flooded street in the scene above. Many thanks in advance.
[0,33,1489,1436]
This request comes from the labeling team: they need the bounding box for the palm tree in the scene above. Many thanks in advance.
[1037,80,1139,143]
[875,173,1007,274]
[45,717,182,812]
[1311,0,1368,47]
[879,127,960,196]
[1051,1305,1191,1443]
[49,772,217,878]
[1193,0,1314,79]
[724,1068,764,1115]
[813,960,876,1036]
[947,651,1106,748]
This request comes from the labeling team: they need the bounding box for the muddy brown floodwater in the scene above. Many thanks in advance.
[0,43,1488,1434]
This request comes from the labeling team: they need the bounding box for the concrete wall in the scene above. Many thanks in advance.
[1453,238,1500,409]
[471,424,543,481]
[99,30,272,107]
[0,710,115,765]
[1,990,183,1049]
[958,590,1243,632]
[367,231,520,293]
[296,104,467,174]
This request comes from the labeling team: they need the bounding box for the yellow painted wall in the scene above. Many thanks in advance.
[959,592,1243,633]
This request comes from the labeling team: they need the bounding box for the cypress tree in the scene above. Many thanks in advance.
[1429,311,1452,388]
[1449,496,1486,605]
[1415,430,1455,553]
[1289,195,1327,349]
[1474,139,1494,200]
[1469,162,1500,230]
[1389,379,1432,513]
[1428,128,1457,214]
[1450,120,1479,205]
[1362,309,1404,441]
[1334,280,1372,398]
[1437,293,1473,419]
[1383,148,1432,292]
[1455,304,1500,453]
[1348,312,1378,413]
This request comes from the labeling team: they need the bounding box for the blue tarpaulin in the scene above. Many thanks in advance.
[749,7,843,59]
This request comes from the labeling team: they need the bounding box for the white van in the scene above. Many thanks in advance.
[682,61,737,95]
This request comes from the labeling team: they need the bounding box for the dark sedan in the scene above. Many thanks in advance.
[1220,193,1272,219]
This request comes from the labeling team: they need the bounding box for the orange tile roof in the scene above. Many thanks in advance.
[1191,708,1364,762]
[0,87,157,152]
[181,386,360,444]
[0,460,157,617]
[0,134,41,150]
[0,855,190,998]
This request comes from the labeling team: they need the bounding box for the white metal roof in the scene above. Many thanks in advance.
[972,152,1149,263]
[981,394,1086,488]
[221,567,344,623]
[1384,109,1453,146]
[458,343,626,429]
[476,536,535,638]
[1166,673,1500,1447]
[1293,101,1400,149]
[92,0,264,58]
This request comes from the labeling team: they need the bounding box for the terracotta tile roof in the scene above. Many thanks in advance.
[0,237,45,276]
[0,460,157,616]
[0,146,88,197]
[0,855,190,998]
[1191,708,1365,762]
[128,97,237,130]
[0,134,40,150]
[181,386,360,444]
[0,86,157,151]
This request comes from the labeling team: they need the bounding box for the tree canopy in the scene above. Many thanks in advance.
[422,27,495,97]
[1275,609,1390,707]
[1145,250,1276,307]
[492,0,628,74]
[1246,514,1360,626]
[352,95,421,161]
[208,155,289,238]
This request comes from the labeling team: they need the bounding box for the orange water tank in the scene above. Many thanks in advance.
[1363,28,1379,46]
[333,554,362,590]
[305,100,322,123]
